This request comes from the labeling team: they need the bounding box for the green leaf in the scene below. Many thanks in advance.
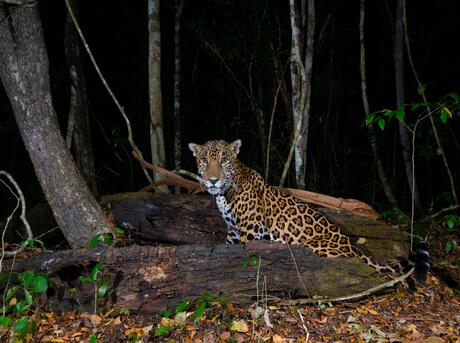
[33,274,49,293]
[20,271,35,288]
[91,262,103,280]
[112,226,125,235]
[365,113,375,125]
[24,289,33,306]
[5,286,18,301]
[445,240,457,254]
[158,309,172,318]
[394,107,406,122]
[411,102,426,111]
[447,92,460,103]
[90,335,97,343]
[102,233,114,246]
[98,276,109,298]
[154,325,170,337]
[249,256,257,267]
[79,277,96,282]
[14,316,29,338]
[377,118,386,130]
[15,301,26,314]
[440,107,452,124]
[89,234,101,248]
[194,301,206,322]
[0,316,12,327]
[175,299,189,314]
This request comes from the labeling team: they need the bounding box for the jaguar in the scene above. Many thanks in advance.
[188,139,430,282]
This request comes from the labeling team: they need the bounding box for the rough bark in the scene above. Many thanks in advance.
[394,0,422,209]
[101,192,406,260]
[101,193,227,244]
[288,0,315,189]
[359,0,398,205]
[0,242,383,313]
[64,0,98,196]
[148,0,169,193]
[0,5,110,248]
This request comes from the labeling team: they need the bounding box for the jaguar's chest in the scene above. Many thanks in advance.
[216,195,237,230]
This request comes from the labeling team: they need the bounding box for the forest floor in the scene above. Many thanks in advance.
[1,220,459,342]
[2,266,458,342]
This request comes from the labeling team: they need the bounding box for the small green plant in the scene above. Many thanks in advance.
[242,256,257,268]
[79,262,109,299]
[79,263,109,342]
[89,226,125,248]
[0,270,49,341]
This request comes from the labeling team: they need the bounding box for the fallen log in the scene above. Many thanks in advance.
[0,241,383,313]
[132,151,380,219]
[101,192,227,244]
[101,192,407,260]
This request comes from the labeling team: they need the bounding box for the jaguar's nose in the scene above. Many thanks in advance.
[209,178,219,185]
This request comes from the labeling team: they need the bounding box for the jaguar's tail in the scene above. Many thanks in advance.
[408,240,431,283]
[354,240,431,283]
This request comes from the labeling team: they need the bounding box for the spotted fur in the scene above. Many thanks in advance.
[189,139,430,281]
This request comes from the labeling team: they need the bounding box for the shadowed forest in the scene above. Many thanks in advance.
[0,0,459,341]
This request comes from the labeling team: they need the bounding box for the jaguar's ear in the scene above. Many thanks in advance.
[188,143,201,157]
[229,139,242,155]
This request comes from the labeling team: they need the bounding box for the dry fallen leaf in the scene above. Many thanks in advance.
[230,319,249,333]
[272,334,284,343]
[422,337,445,343]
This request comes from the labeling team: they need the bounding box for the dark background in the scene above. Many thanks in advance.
[1,0,459,216]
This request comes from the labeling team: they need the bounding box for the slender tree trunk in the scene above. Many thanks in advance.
[64,0,98,196]
[289,0,315,189]
[300,0,315,188]
[173,0,185,193]
[148,0,169,193]
[394,0,422,209]
[359,0,397,205]
[0,5,110,248]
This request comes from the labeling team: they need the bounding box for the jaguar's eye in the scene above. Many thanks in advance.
[221,156,229,164]
[200,156,208,164]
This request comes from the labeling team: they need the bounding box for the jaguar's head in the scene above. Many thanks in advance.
[188,139,241,195]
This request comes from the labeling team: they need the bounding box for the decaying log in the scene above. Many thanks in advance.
[101,192,227,244]
[0,241,383,313]
[102,192,407,260]
[132,151,379,219]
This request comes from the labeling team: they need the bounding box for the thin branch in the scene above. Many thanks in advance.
[280,267,414,306]
[403,0,458,206]
[0,171,34,262]
[265,74,282,180]
[132,151,203,193]
[64,0,153,185]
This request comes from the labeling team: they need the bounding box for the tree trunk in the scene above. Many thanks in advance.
[1,242,383,313]
[0,5,110,248]
[173,0,185,193]
[289,0,315,190]
[394,0,422,209]
[148,0,169,193]
[64,0,98,196]
[359,0,398,205]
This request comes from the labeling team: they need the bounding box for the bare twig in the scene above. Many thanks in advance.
[429,204,460,219]
[297,309,310,343]
[64,0,153,185]
[0,171,34,262]
[132,151,203,193]
[281,267,414,306]
[403,0,457,206]
[287,243,310,298]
